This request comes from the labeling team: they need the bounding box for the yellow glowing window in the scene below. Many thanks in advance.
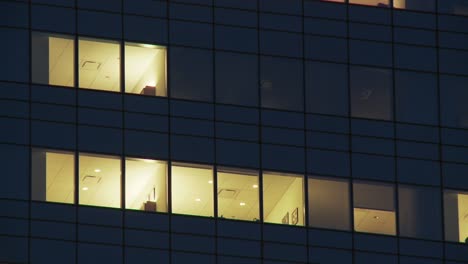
[125,158,167,213]
[32,33,75,87]
[78,38,121,92]
[125,43,167,97]
[79,153,121,208]
[31,149,75,204]
[349,0,390,7]
[353,182,396,236]
[171,163,214,217]
[444,190,468,243]
[263,172,305,226]
[217,168,259,221]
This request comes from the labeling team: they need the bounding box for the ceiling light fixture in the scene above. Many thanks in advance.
[82,187,89,191]
[195,198,201,202]
[208,180,213,184]
[252,184,258,189]
[240,202,246,206]
[94,169,101,173]
[373,216,380,220]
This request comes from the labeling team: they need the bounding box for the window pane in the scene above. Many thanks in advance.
[305,61,348,116]
[260,56,303,111]
[349,0,390,7]
[399,185,441,240]
[439,0,468,16]
[217,168,259,221]
[215,52,258,107]
[79,153,121,208]
[350,66,393,120]
[353,181,396,235]
[32,32,74,87]
[125,43,167,97]
[171,163,214,217]
[31,149,74,204]
[78,38,120,92]
[440,75,468,129]
[169,47,213,102]
[308,177,350,230]
[263,172,304,226]
[125,158,167,213]
[444,190,468,243]
[393,0,435,12]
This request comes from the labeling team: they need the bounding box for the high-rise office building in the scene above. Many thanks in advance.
[1,0,468,263]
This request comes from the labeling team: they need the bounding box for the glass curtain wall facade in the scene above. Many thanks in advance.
[1,0,468,263]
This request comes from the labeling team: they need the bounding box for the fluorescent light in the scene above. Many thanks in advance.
[195,198,201,202]
[252,184,258,189]
[82,187,89,191]
[94,169,101,173]
[208,180,213,184]
[240,202,246,206]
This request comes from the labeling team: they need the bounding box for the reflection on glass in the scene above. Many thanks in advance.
[349,0,390,7]
[350,66,393,120]
[171,163,214,217]
[308,177,350,230]
[353,181,396,235]
[79,153,121,208]
[217,168,259,221]
[444,190,468,243]
[263,172,304,226]
[125,158,167,213]
[393,0,435,11]
[125,43,167,97]
[31,149,75,204]
[32,33,75,87]
[79,38,120,92]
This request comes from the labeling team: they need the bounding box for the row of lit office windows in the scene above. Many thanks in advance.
[323,0,467,15]
[33,148,468,244]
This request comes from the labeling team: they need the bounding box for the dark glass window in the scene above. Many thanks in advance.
[350,66,393,120]
[260,56,303,111]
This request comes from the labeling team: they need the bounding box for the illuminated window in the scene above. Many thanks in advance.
[217,168,259,221]
[444,190,468,243]
[308,177,351,231]
[32,33,75,87]
[125,158,167,213]
[31,149,74,204]
[125,43,167,97]
[393,0,435,11]
[349,0,390,7]
[353,181,396,235]
[78,38,120,92]
[171,163,214,217]
[79,153,121,208]
[263,172,305,226]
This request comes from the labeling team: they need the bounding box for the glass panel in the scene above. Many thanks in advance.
[308,177,350,230]
[349,0,390,7]
[444,190,468,243]
[79,153,121,208]
[393,0,435,11]
[217,168,259,221]
[78,38,120,92]
[350,66,393,120]
[124,43,167,97]
[353,181,396,235]
[215,52,258,107]
[399,185,441,240]
[125,158,167,213]
[440,75,468,129]
[260,56,303,111]
[32,32,74,87]
[171,163,214,217]
[31,149,74,204]
[439,0,468,16]
[263,172,304,226]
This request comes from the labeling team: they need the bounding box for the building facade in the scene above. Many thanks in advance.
[1,0,468,263]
